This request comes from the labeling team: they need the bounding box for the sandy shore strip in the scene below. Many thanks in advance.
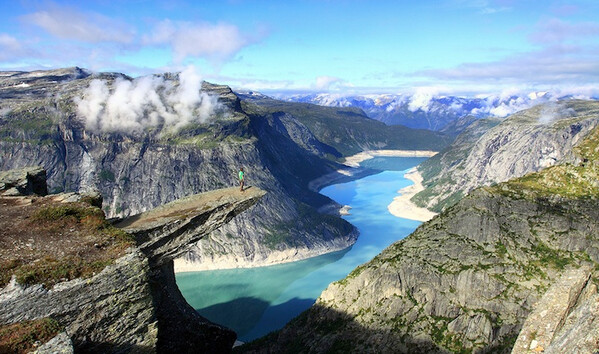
[343,149,438,167]
[309,150,438,193]
[387,168,437,222]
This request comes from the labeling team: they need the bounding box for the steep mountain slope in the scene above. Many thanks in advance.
[0,68,448,269]
[240,109,599,353]
[239,94,451,156]
[413,100,599,212]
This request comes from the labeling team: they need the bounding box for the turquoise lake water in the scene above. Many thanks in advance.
[176,157,427,342]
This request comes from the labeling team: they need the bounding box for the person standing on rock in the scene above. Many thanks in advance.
[239,167,245,192]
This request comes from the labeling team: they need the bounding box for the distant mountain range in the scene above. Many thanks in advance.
[273,91,598,131]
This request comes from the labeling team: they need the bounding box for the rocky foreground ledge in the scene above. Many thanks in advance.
[0,167,265,353]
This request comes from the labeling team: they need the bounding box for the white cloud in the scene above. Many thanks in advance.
[415,44,599,88]
[451,0,511,15]
[408,87,441,112]
[21,6,135,43]
[0,34,31,61]
[144,19,251,63]
[529,18,599,44]
[538,102,575,124]
[11,5,260,70]
[314,76,342,90]
[0,34,21,51]
[76,65,221,134]
[311,75,355,91]
[406,16,599,94]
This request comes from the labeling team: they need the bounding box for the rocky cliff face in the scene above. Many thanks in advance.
[0,68,449,270]
[240,122,599,353]
[0,68,367,270]
[1,171,265,353]
[512,267,598,353]
[413,100,599,212]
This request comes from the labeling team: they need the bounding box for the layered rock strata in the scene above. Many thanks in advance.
[240,184,599,352]
[1,184,265,353]
[414,100,599,212]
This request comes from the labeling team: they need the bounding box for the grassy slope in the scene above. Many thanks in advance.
[498,120,599,200]
[0,198,134,289]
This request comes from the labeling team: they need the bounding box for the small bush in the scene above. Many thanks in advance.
[33,204,104,222]
[98,169,116,182]
[14,257,112,287]
[0,259,22,286]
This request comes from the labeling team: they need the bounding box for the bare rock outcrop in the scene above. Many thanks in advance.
[1,182,265,353]
[240,174,599,353]
[512,267,598,354]
[0,166,47,196]
[414,100,599,212]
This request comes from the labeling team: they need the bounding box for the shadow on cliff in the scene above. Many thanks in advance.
[234,304,447,354]
[199,297,271,339]
[199,296,316,343]
[239,297,316,342]
[73,341,154,354]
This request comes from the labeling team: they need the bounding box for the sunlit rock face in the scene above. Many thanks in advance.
[239,107,599,353]
[0,68,363,270]
[413,100,599,212]
[1,177,265,353]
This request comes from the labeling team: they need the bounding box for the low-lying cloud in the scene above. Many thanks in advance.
[539,102,576,124]
[408,87,440,112]
[76,66,221,134]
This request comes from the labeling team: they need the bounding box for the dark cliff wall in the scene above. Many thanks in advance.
[0,69,359,269]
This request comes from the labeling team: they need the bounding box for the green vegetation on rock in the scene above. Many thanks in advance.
[499,122,599,200]
[0,201,135,289]
[240,110,599,354]
[241,98,451,157]
[413,101,599,212]
[0,318,62,354]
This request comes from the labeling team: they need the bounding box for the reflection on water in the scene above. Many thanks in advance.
[176,157,427,342]
[176,249,348,337]
[359,156,428,171]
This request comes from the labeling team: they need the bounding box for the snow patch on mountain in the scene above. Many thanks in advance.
[275,90,597,131]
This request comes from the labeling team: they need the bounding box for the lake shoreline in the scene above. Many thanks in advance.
[175,150,437,273]
[387,168,438,222]
[308,149,438,193]
[176,167,429,342]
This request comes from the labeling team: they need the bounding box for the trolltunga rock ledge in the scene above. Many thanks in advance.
[1,184,265,353]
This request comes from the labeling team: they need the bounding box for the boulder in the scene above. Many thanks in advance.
[0,166,47,196]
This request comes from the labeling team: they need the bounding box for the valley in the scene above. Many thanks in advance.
[1,68,598,353]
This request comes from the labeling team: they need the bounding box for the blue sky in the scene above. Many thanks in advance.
[1,0,599,95]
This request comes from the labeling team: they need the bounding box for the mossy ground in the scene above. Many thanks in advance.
[0,318,62,354]
[0,197,135,289]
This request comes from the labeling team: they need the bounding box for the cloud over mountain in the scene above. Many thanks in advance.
[76,66,220,134]
[279,88,598,131]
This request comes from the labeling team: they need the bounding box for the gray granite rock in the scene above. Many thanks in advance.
[1,187,265,353]
[0,166,47,196]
